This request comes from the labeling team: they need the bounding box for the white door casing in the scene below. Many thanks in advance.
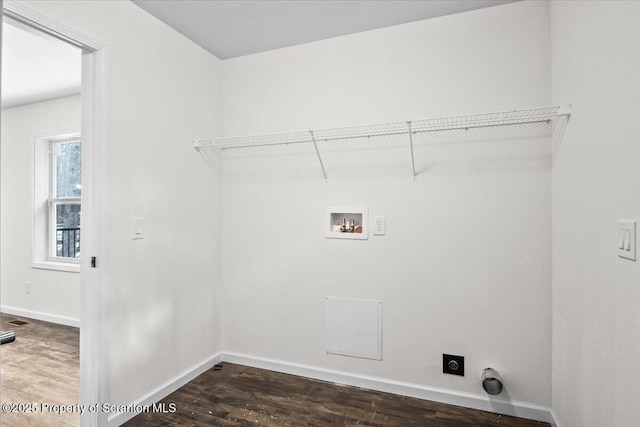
[2,2,108,426]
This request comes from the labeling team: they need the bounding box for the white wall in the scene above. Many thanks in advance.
[16,0,223,412]
[1,95,81,323]
[550,1,640,426]
[19,1,638,424]
[220,0,552,408]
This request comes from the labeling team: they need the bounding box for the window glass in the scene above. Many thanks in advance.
[54,203,81,258]
[50,139,81,260]
[53,140,81,198]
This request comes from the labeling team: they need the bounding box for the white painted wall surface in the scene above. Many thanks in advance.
[1,95,81,322]
[220,1,552,407]
[15,0,223,411]
[550,1,640,426]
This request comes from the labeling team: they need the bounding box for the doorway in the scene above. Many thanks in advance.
[1,15,81,427]
[1,2,106,426]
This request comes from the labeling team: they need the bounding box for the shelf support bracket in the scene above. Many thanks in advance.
[407,121,416,180]
[310,131,328,182]
[193,139,218,170]
[552,105,572,163]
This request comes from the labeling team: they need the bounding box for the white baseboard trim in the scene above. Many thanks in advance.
[223,352,552,424]
[107,350,552,426]
[550,409,564,427]
[108,352,223,427]
[0,305,80,328]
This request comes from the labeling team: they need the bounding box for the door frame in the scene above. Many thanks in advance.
[2,2,108,426]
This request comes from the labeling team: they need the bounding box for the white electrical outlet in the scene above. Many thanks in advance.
[374,216,386,236]
[25,282,31,295]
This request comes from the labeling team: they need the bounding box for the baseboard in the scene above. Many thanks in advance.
[108,352,223,427]
[550,409,564,427]
[107,350,552,426]
[223,352,552,424]
[0,305,80,328]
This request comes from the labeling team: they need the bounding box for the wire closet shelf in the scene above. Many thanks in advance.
[193,105,571,181]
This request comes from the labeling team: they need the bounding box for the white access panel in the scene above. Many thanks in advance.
[326,297,382,360]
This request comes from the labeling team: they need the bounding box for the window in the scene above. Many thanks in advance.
[33,129,81,272]
[50,138,82,259]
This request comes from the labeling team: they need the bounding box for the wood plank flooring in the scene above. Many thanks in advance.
[0,313,79,427]
[0,314,551,427]
[126,363,551,427]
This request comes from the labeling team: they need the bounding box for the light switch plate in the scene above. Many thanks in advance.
[617,220,636,261]
[132,217,145,240]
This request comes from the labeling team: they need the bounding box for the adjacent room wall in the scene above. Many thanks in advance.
[550,1,640,426]
[1,95,81,324]
[220,0,552,408]
[16,0,223,415]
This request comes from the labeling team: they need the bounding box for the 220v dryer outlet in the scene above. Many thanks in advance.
[443,354,465,376]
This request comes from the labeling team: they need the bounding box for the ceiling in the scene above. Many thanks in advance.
[1,19,82,109]
[1,0,517,109]
[132,0,519,60]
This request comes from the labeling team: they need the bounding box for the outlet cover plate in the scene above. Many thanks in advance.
[373,216,386,236]
[443,354,465,376]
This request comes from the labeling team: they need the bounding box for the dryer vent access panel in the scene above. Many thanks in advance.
[326,297,382,360]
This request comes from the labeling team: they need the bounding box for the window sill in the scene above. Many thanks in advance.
[32,261,80,273]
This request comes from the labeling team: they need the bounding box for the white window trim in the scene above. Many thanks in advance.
[32,127,81,273]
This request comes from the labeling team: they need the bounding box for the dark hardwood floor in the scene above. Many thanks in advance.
[0,315,550,427]
[0,313,79,427]
[126,363,550,427]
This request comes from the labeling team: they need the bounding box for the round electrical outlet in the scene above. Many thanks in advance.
[448,360,459,371]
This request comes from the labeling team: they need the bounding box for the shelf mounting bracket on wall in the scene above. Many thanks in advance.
[193,105,572,180]
[552,105,572,162]
[407,121,416,181]
[310,130,328,182]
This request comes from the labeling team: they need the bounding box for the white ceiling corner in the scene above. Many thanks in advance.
[1,0,518,108]
[132,0,520,60]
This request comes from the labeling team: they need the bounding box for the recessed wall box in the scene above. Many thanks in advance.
[326,207,368,240]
